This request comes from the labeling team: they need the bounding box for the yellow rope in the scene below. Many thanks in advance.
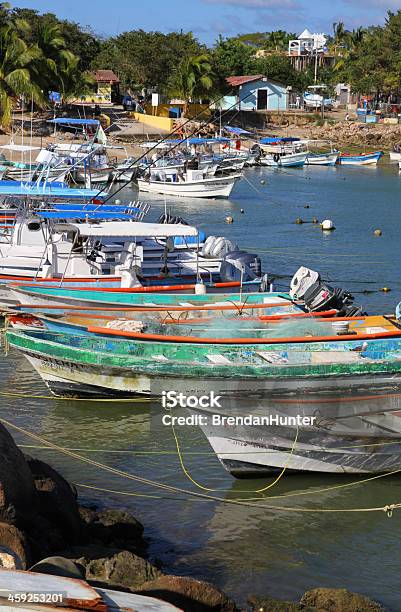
[1,416,400,515]
[171,418,299,494]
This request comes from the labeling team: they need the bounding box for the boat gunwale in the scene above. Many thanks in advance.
[86,325,401,345]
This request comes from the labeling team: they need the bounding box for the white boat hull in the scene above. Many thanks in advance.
[75,169,112,183]
[260,152,307,168]
[192,391,401,476]
[137,174,241,198]
[306,152,339,166]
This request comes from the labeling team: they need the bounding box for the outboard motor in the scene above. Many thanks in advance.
[158,212,189,225]
[87,240,102,263]
[290,266,320,300]
[291,267,364,316]
[250,144,262,161]
[201,235,239,259]
[220,251,262,282]
[303,281,338,312]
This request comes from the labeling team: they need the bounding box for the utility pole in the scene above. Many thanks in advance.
[314,47,318,84]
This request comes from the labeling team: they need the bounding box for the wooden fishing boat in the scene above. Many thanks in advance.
[190,388,401,476]
[8,303,336,333]
[6,314,401,398]
[338,151,383,165]
[9,285,291,309]
[8,316,401,476]
[0,567,179,612]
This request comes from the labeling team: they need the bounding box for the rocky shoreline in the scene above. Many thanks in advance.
[0,422,388,611]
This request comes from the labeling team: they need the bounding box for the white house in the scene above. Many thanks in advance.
[288,29,328,56]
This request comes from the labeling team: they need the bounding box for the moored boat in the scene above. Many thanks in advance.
[338,151,383,165]
[306,151,339,165]
[137,170,241,198]
[7,315,401,400]
[260,151,307,168]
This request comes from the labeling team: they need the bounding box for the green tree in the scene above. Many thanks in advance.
[0,3,44,128]
[167,53,214,115]
[211,36,255,88]
[34,21,77,94]
[265,30,295,51]
[253,55,311,91]
[93,30,204,92]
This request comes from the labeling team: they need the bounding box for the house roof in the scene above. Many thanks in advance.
[92,69,120,83]
[298,29,313,39]
[226,75,265,87]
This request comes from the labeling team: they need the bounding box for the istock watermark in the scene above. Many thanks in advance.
[161,391,222,409]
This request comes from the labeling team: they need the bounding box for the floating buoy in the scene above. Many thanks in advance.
[312,217,319,224]
[225,216,234,224]
[321,219,335,231]
[114,199,121,205]
[374,229,382,236]
[240,209,244,214]
[381,287,391,292]
[295,218,304,224]
[260,179,266,185]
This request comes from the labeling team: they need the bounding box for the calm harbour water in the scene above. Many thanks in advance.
[2,162,401,609]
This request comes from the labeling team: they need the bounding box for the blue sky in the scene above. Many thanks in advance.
[13,0,401,43]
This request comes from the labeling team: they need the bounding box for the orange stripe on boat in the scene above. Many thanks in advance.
[86,326,401,344]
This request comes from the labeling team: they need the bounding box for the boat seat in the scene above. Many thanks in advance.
[257,351,288,364]
[206,354,232,365]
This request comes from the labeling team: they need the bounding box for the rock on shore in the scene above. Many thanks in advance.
[248,588,386,611]
[0,423,388,611]
[308,121,401,149]
[0,423,239,610]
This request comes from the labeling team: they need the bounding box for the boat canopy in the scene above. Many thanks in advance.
[164,137,230,145]
[37,211,138,221]
[138,141,172,149]
[48,118,100,126]
[0,181,106,200]
[260,137,301,144]
[0,180,68,189]
[0,144,41,151]
[52,203,140,213]
[224,126,252,136]
[51,221,199,238]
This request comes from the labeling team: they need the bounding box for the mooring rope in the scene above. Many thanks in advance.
[1,416,400,515]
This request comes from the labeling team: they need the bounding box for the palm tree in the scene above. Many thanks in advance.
[0,9,45,128]
[167,53,214,116]
[334,27,366,72]
[34,21,77,96]
[266,30,291,52]
[332,22,347,45]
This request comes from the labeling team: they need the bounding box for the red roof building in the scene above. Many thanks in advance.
[224,75,288,111]
[226,75,264,88]
[92,69,120,84]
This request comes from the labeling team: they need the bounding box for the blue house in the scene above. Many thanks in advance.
[224,75,288,111]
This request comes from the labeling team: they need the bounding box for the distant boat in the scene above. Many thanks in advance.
[260,151,307,168]
[390,150,401,162]
[304,140,339,166]
[137,170,241,198]
[306,151,339,166]
[338,151,383,165]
